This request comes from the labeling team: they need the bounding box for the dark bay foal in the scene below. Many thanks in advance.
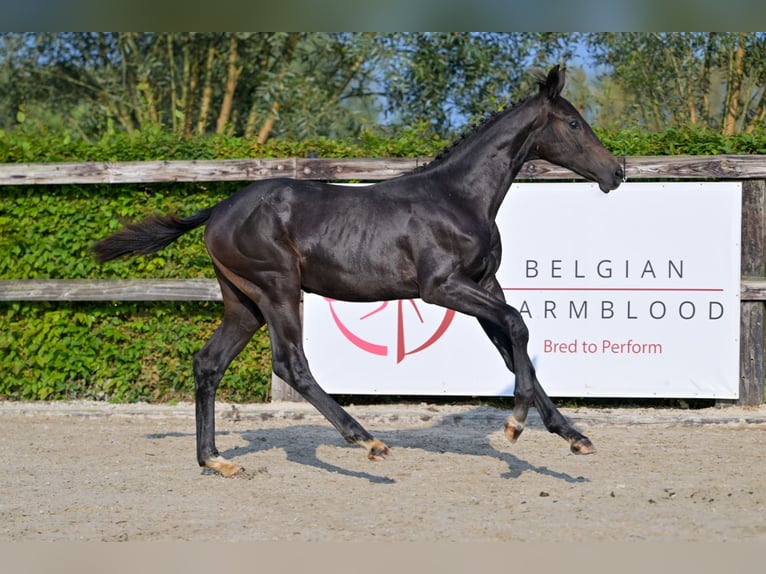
[94,66,623,477]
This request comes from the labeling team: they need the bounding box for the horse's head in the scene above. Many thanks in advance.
[529,66,623,193]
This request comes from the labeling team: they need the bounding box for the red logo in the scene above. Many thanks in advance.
[324,298,456,363]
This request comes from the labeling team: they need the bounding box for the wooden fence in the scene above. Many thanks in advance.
[1,156,765,405]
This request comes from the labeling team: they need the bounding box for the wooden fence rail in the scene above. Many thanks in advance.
[1,155,765,405]
[3,277,766,303]
[2,154,766,185]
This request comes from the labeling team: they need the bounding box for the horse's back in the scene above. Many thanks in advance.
[203,178,422,300]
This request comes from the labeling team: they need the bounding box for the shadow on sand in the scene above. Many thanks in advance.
[147,407,589,485]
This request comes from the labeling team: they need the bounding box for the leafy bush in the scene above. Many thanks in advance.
[595,125,766,156]
[0,301,272,402]
[1,125,764,402]
[0,124,450,163]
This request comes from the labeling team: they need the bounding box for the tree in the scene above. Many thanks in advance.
[376,32,576,133]
[0,32,581,142]
[0,33,387,141]
[586,32,766,133]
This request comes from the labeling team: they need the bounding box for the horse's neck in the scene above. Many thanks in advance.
[426,102,540,223]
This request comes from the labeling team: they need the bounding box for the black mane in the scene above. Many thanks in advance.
[413,100,522,173]
[414,70,556,173]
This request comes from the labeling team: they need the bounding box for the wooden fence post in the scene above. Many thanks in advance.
[739,180,766,405]
[270,372,304,402]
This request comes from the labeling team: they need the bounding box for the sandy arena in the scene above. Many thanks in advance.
[1,401,765,542]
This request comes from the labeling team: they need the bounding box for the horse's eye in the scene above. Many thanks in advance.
[569,120,579,130]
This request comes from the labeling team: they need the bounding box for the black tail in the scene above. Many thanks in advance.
[93,207,214,263]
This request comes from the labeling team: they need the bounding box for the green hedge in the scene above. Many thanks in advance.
[597,125,766,156]
[0,127,452,403]
[0,123,450,163]
[0,301,272,402]
[0,180,268,402]
[3,122,766,164]
[2,125,765,402]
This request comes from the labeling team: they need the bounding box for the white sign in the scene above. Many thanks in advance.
[303,182,742,399]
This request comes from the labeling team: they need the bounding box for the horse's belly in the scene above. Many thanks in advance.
[300,264,419,303]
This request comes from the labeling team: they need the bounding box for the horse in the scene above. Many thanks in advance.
[94,66,624,478]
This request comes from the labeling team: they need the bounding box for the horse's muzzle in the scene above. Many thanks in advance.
[599,164,625,193]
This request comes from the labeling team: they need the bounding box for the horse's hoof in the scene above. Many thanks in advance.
[204,456,244,478]
[361,439,390,461]
[570,437,596,455]
[504,417,524,442]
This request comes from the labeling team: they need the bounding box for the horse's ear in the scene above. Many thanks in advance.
[541,65,566,100]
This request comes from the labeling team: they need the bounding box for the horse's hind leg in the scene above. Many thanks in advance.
[253,283,389,460]
[194,273,264,477]
[270,309,389,460]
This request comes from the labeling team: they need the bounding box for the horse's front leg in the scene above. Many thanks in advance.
[479,276,595,454]
[477,313,594,453]
[476,317,524,438]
